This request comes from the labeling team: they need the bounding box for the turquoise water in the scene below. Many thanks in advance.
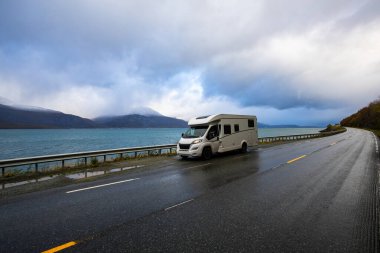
[0,128,322,160]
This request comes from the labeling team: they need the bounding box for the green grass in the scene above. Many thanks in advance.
[370,129,380,138]
[320,124,345,133]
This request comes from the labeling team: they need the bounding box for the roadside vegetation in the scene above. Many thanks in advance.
[371,129,380,138]
[319,124,345,133]
[341,98,380,137]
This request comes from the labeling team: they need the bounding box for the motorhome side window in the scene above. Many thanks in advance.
[234,124,239,132]
[224,125,231,135]
[207,125,219,140]
[248,119,255,128]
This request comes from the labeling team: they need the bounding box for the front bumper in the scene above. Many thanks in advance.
[177,143,202,157]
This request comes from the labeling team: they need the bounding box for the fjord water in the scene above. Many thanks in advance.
[0,128,322,160]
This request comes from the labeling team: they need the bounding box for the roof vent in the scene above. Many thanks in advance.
[196,115,210,119]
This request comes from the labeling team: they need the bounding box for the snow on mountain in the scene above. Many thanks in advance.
[0,96,14,106]
[125,107,162,116]
[0,96,58,112]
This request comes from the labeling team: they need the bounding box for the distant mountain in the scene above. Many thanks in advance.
[0,101,187,129]
[341,99,380,129]
[0,104,98,129]
[125,107,162,116]
[0,98,319,129]
[93,114,187,128]
[0,96,59,113]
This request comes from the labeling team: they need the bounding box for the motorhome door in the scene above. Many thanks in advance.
[206,125,220,153]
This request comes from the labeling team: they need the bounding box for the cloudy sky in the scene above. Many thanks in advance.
[0,0,379,125]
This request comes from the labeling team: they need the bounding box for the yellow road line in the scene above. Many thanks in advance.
[287,155,307,164]
[41,241,77,253]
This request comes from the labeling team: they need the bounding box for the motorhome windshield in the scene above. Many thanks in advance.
[183,126,208,138]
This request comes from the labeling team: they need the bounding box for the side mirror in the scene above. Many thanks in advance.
[181,133,184,137]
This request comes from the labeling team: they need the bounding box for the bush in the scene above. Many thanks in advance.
[91,157,99,166]
[341,98,380,130]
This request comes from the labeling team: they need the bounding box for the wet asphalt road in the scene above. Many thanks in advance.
[0,128,379,252]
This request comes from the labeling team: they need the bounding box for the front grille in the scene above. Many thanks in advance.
[179,144,191,150]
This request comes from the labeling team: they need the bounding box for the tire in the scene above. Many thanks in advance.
[202,146,212,160]
[180,155,188,160]
[241,143,248,153]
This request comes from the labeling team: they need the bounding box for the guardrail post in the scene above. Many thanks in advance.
[62,160,65,169]
[35,163,38,173]
[1,167,4,177]
[84,157,87,166]
[104,155,106,162]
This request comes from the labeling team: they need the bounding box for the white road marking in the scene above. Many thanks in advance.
[66,178,139,193]
[372,132,379,153]
[165,199,194,211]
[372,133,380,185]
[270,164,282,170]
[185,163,212,170]
[122,165,145,170]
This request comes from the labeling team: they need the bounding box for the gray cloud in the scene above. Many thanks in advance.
[0,0,379,124]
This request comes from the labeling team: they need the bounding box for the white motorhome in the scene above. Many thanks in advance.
[177,114,258,159]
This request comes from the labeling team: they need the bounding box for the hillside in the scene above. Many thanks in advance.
[340,99,380,130]
[0,104,98,128]
[0,103,187,129]
[93,114,187,128]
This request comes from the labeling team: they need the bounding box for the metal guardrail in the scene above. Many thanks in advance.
[0,144,177,177]
[0,129,346,177]
[258,129,346,143]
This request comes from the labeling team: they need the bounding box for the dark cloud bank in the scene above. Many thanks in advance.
[0,0,379,125]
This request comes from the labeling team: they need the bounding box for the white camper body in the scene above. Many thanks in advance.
[177,114,258,159]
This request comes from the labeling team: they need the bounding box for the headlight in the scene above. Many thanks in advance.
[192,139,202,144]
